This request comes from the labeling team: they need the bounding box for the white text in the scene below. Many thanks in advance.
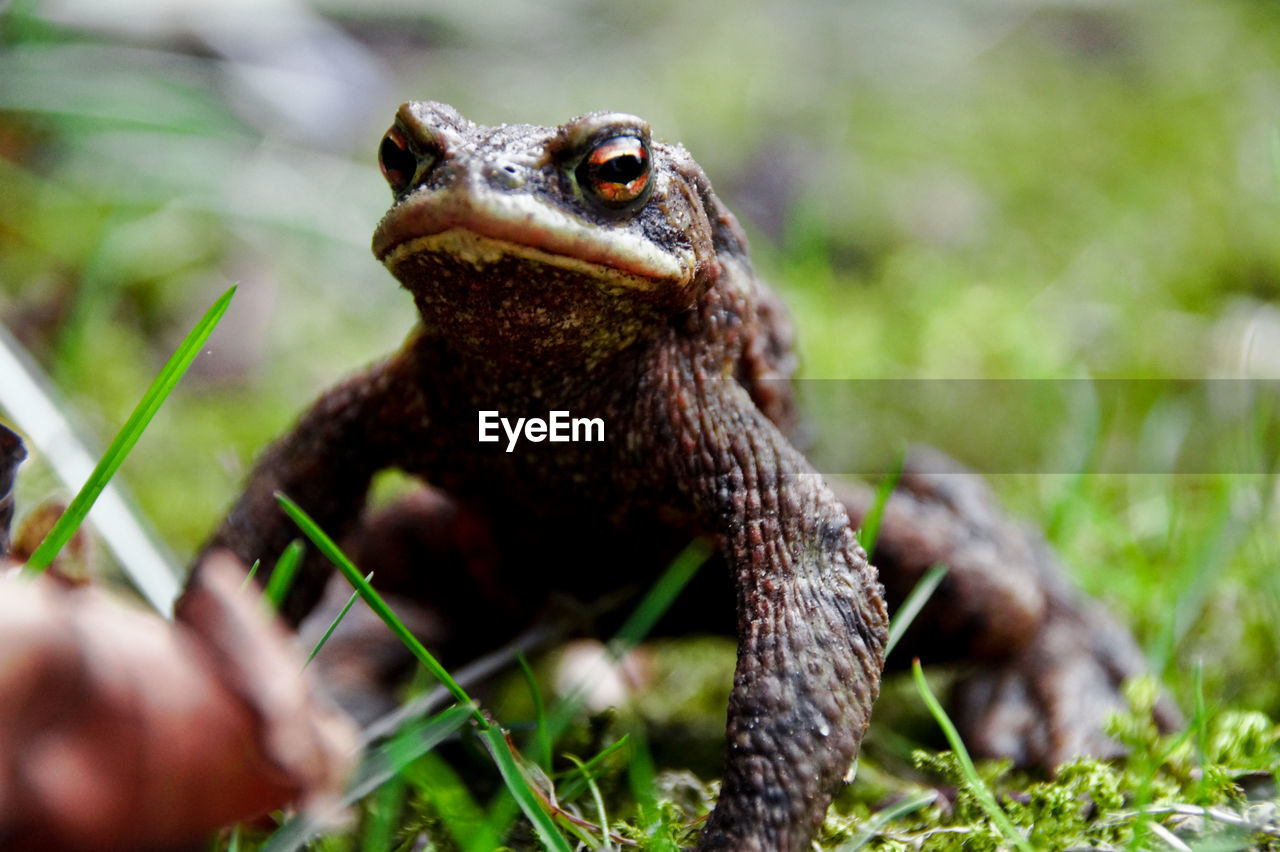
[478,410,605,452]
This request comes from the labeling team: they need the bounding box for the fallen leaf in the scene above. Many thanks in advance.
[0,554,358,851]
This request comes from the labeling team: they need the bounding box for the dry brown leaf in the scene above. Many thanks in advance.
[9,500,94,587]
[0,554,358,851]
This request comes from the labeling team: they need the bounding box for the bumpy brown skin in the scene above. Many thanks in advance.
[183,103,1169,849]
[184,102,887,851]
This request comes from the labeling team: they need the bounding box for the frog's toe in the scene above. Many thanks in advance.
[950,599,1179,769]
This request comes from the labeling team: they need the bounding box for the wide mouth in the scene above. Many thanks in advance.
[372,187,692,288]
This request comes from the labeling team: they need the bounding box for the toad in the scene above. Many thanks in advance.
[182,102,1168,850]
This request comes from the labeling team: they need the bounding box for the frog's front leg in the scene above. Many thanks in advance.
[640,369,888,852]
[180,350,428,625]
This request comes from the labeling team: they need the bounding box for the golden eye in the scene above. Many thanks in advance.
[576,135,652,209]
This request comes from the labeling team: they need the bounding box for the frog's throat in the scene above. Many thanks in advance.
[372,193,693,289]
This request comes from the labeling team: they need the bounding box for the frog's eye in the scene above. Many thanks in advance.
[576,135,652,210]
[379,125,440,196]
[379,127,416,193]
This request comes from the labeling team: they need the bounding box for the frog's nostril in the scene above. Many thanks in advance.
[379,127,419,193]
[486,159,525,189]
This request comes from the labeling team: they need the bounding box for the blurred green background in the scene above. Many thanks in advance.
[2,0,1278,727]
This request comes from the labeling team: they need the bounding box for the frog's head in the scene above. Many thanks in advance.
[372,101,728,369]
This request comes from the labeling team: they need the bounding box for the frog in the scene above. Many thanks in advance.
[181,101,1170,851]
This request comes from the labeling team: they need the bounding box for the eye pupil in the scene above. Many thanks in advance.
[576,135,652,209]
[598,153,644,184]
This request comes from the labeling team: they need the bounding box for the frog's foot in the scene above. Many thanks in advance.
[834,448,1179,769]
[949,596,1178,767]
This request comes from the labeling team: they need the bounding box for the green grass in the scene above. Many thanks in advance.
[910,659,1036,852]
[267,493,715,850]
[859,680,1280,851]
[2,0,1280,849]
[20,285,233,578]
[274,493,573,850]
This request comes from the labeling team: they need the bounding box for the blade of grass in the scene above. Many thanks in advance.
[478,724,574,852]
[1151,493,1242,679]
[275,491,482,724]
[563,753,610,849]
[343,704,475,804]
[1126,704,1197,851]
[262,538,303,611]
[856,449,903,556]
[610,536,713,651]
[263,703,474,852]
[1045,376,1103,542]
[278,506,708,851]
[835,787,938,852]
[517,651,553,769]
[276,492,573,852]
[479,538,713,846]
[1191,661,1210,804]
[1146,820,1194,852]
[23,286,234,580]
[884,562,947,658]
[362,765,405,852]
[540,538,712,752]
[361,541,708,754]
[303,572,373,669]
[360,617,573,745]
[554,736,630,802]
[626,727,681,852]
[480,792,522,852]
[404,751,501,852]
[911,658,1035,852]
[239,559,260,590]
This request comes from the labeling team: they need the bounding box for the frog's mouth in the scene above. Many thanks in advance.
[372,191,694,291]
